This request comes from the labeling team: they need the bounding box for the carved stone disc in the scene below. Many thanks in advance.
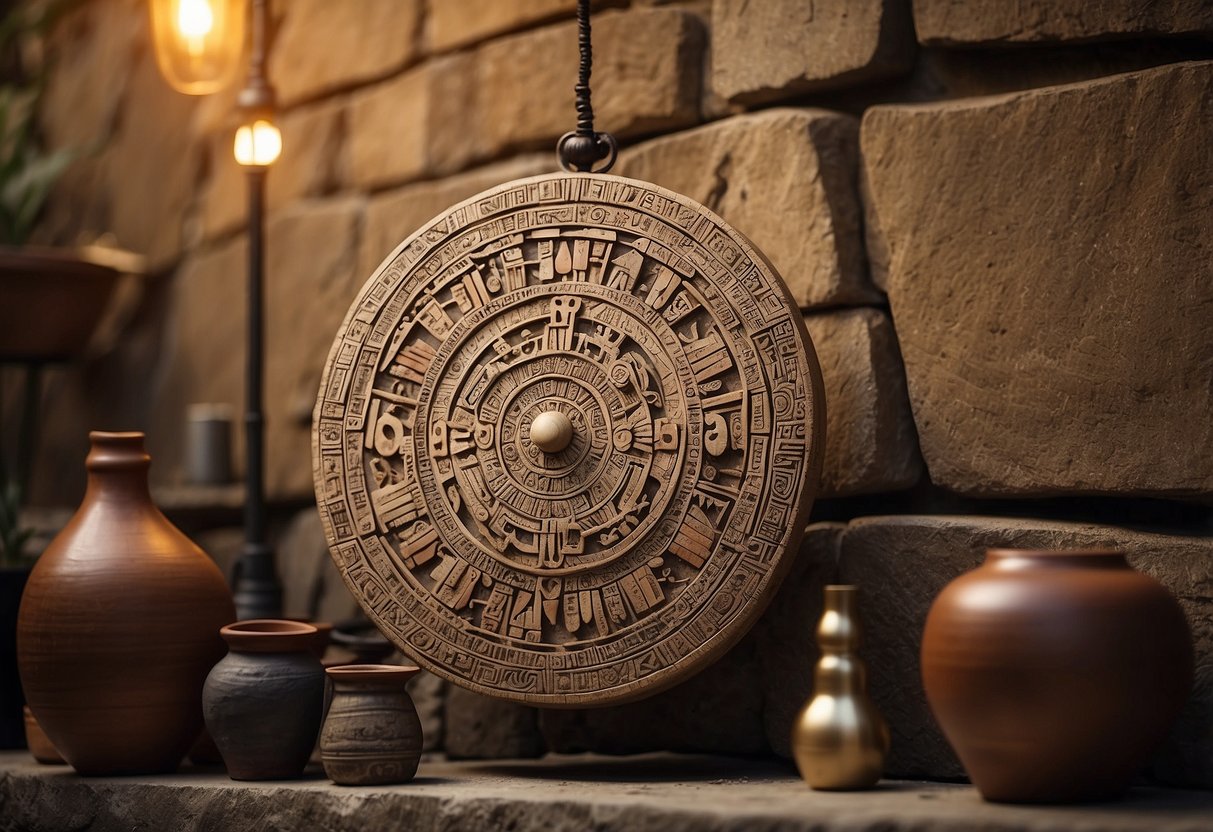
[313,173,824,707]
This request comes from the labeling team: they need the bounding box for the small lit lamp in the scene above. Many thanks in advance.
[150,0,284,620]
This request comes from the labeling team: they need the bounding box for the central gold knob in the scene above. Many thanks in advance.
[529,410,573,454]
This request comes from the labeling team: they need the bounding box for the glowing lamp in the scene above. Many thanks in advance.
[233,119,282,167]
[149,0,245,95]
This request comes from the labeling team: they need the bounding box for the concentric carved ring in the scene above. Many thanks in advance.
[313,173,824,706]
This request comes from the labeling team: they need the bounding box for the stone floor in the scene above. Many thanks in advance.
[3,752,1213,832]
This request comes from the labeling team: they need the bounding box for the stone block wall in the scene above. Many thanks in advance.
[13,0,1213,787]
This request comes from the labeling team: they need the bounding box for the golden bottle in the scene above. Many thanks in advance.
[791,584,890,790]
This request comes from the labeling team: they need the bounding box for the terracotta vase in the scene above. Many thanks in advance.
[16,431,236,775]
[921,548,1193,804]
[23,706,64,765]
[320,665,423,786]
[203,620,325,781]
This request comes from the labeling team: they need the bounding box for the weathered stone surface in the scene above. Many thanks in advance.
[914,0,1213,46]
[617,109,878,310]
[426,0,578,52]
[539,635,767,755]
[711,0,915,105]
[835,514,1213,788]
[861,62,1213,499]
[804,309,922,497]
[152,199,364,499]
[477,8,704,154]
[358,154,552,279]
[6,752,1213,832]
[346,67,429,190]
[270,0,422,107]
[443,686,545,759]
[755,522,844,758]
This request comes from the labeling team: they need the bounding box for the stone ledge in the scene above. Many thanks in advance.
[2,752,1212,832]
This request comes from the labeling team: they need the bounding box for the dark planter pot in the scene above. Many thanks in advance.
[321,665,423,786]
[0,246,123,362]
[203,620,325,781]
[0,566,30,749]
[921,548,1193,804]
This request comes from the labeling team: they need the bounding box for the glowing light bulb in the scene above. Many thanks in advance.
[234,120,283,167]
[177,0,215,38]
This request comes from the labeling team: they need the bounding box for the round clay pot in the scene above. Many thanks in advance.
[17,432,236,775]
[921,548,1193,804]
[23,706,64,765]
[203,620,325,780]
[320,665,423,786]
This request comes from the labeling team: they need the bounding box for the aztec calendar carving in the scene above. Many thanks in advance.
[314,173,824,706]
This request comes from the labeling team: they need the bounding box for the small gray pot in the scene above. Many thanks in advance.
[321,664,423,786]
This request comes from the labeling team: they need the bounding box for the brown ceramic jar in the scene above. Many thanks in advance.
[17,432,236,775]
[320,665,423,786]
[921,548,1192,804]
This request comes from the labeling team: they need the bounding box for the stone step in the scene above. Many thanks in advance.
[2,752,1212,832]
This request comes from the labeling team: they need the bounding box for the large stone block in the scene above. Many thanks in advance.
[914,0,1213,45]
[711,0,915,105]
[270,0,422,107]
[426,0,579,52]
[835,514,1213,788]
[804,309,922,497]
[617,109,878,310]
[861,62,1213,499]
[476,8,704,155]
[444,687,545,759]
[346,68,430,190]
[359,155,552,279]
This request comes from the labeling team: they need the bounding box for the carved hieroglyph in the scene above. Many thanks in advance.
[313,173,824,706]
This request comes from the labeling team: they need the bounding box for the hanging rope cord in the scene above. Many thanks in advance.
[556,0,617,173]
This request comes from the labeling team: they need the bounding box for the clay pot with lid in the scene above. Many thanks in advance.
[17,431,235,775]
[320,665,423,786]
[203,620,326,780]
[921,548,1193,804]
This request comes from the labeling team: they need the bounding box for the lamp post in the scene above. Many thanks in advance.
[150,0,283,620]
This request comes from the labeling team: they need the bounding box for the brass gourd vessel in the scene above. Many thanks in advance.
[791,584,889,790]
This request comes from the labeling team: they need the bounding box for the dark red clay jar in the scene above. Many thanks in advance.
[17,432,236,775]
[921,548,1192,804]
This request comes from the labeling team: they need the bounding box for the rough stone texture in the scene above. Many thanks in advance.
[617,109,878,310]
[152,199,364,499]
[346,68,430,191]
[835,515,1213,788]
[540,635,767,756]
[861,62,1213,500]
[269,0,422,107]
[754,523,844,758]
[276,510,361,625]
[5,753,1213,832]
[476,8,704,154]
[804,309,923,497]
[443,687,545,760]
[712,0,915,106]
[359,155,552,279]
[914,0,1213,46]
[426,0,579,52]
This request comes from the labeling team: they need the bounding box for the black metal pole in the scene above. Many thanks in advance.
[232,165,281,620]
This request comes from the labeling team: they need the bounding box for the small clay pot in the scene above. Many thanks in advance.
[922,548,1193,804]
[203,620,326,781]
[320,665,423,786]
[285,616,333,660]
[23,706,64,765]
